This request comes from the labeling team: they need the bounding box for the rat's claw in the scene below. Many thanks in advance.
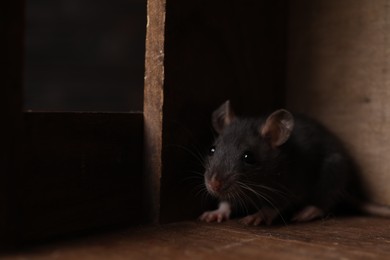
[217,214,225,223]
[240,213,264,226]
[292,205,324,222]
[199,202,231,223]
[199,210,229,223]
[240,208,278,226]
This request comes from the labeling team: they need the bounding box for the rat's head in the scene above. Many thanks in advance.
[204,100,295,201]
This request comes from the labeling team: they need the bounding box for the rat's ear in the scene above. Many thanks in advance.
[261,109,294,148]
[212,100,236,134]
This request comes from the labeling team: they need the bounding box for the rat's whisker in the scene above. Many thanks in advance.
[244,182,290,200]
[168,144,207,168]
[237,189,255,215]
[237,183,262,212]
[232,189,249,216]
[193,184,208,198]
[236,189,250,215]
[238,182,286,225]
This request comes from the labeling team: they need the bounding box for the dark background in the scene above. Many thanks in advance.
[24,0,146,112]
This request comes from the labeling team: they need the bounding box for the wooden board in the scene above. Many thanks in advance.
[143,0,166,223]
[2,0,146,244]
[4,217,390,259]
[287,0,390,205]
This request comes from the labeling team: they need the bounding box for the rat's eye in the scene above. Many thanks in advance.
[242,151,256,165]
[209,146,216,156]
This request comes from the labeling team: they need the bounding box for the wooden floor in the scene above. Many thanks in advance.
[3,217,390,259]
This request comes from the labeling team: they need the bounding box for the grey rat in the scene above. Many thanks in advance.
[199,100,390,225]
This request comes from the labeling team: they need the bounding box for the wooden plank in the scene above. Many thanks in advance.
[143,0,166,223]
[15,112,144,242]
[2,0,147,244]
[0,0,25,244]
[287,0,390,205]
[3,217,390,259]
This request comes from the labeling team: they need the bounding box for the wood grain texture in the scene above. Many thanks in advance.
[143,0,166,223]
[287,0,390,205]
[4,217,390,259]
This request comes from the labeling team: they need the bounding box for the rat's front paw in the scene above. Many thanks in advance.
[199,210,229,223]
[199,201,231,223]
[292,205,324,222]
[239,208,278,226]
[239,212,264,226]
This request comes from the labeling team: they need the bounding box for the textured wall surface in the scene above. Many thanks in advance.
[287,0,390,205]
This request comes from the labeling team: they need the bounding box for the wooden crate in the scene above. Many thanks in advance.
[3,0,390,244]
[146,0,390,222]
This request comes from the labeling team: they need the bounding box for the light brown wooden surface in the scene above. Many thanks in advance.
[287,0,390,205]
[4,217,390,259]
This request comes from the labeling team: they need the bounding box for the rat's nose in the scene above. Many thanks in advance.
[208,176,222,193]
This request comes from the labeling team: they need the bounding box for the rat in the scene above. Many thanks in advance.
[199,100,390,225]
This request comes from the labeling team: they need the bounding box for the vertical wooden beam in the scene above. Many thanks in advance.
[143,0,166,223]
[0,0,25,243]
[287,0,390,205]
